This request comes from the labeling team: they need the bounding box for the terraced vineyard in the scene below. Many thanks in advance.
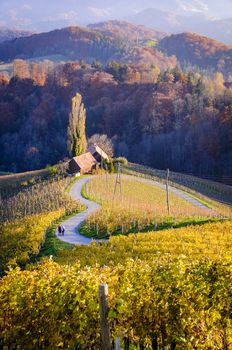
[58,220,232,266]
[0,176,83,275]
[0,171,232,349]
[1,220,232,349]
[81,174,216,238]
[123,163,232,216]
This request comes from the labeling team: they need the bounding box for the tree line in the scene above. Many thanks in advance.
[0,60,232,176]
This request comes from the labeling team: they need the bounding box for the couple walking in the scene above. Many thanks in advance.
[58,225,65,236]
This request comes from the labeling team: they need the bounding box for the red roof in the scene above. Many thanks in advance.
[72,152,97,169]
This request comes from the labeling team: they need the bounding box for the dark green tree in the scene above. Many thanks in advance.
[67,93,87,158]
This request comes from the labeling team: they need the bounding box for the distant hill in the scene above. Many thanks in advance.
[159,32,232,75]
[0,26,122,63]
[127,8,232,45]
[0,28,33,43]
[0,24,231,75]
[127,8,181,33]
[0,25,176,70]
[1,0,232,32]
[200,18,232,45]
[88,20,167,44]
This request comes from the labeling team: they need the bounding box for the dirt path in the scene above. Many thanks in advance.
[56,175,212,246]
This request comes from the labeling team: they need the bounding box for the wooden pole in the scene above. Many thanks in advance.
[113,163,118,200]
[113,162,122,202]
[166,168,170,215]
[105,163,108,190]
[118,163,122,202]
[98,284,112,350]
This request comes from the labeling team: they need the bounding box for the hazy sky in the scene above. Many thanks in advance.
[0,0,231,31]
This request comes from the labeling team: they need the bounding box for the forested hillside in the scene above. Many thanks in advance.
[0,61,232,176]
[159,33,232,76]
[88,20,167,44]
[0,25,175,69]
[0,27,121,63]
[0,22,232,176]
[0,23,232,75]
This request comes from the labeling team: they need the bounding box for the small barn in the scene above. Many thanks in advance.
[68,152,98,175]
[87,143,109,163]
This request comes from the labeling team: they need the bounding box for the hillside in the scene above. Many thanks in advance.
[0,26,121,63]
[88,20,167,44]
[114,46,177,69]
[159,32,232,74]
[1,64,232,175]
[0,169,232,349]
[0,28,33,43]
[0,25,176,68]
[0,23,231,75]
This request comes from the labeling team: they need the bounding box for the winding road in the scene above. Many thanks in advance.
[56,175,212,246]
[126,176,211,211]
[56,177,101,245]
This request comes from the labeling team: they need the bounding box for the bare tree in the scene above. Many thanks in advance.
[88,134,114,157]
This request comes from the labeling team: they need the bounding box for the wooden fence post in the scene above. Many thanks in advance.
[98,284,112,350]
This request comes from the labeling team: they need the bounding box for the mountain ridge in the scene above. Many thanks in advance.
[0,27,34,43]
[0,24,176,70]
[127,8,232,44]
[0,22,231,76]
[88,20,167,42]
[0,0,232,33]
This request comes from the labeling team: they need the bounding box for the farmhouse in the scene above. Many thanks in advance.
[68,152,98,175]
[88,143,109,163]
[68,144,110,175]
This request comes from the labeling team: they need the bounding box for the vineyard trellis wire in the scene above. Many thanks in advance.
[122,163,232,215]
[0,175,82,223]
[81,174,220,239]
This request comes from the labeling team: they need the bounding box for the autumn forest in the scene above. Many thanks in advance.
[0,23,232,177]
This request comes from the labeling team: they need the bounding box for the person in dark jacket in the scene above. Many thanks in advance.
[61,225,65,236]
[58,225,62,236]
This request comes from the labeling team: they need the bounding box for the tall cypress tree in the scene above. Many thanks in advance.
[67,93,87,157]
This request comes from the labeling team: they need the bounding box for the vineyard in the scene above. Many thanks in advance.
[0,168,50,189]
[0,176,83,275]
[123,163,232,216]
[57,220,232,266]
[0,210,64,275]
[0,241,231,349]
[0,176,83,223]
[81,175,217,238]
[0,168,232,349]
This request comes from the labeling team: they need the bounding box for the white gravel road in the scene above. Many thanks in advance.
[56,175,212,246]
[55,177,101,245]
